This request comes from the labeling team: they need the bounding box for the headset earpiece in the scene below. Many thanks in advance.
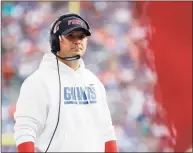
[49,32,60,54]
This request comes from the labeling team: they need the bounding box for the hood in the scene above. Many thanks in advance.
[39,53,85,73]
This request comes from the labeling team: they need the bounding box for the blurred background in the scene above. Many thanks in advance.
[1,1,188,152]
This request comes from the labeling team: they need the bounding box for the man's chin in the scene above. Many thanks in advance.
[69,49,84,57]
[70,52,82,57]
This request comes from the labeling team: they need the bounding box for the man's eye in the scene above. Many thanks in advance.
[66,33,86,40]
[67,34,74,39]
[79,35,86,39]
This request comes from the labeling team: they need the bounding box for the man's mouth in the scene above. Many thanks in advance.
[72,47,82,51]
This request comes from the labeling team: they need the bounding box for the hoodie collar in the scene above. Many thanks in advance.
[39,53,85,73]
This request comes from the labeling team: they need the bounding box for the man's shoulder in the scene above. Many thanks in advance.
[22,69,43,86]
[84,68,104,87]
[84,68,99,80]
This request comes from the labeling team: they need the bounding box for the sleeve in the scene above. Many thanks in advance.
[99,82,119,152]
[13,74,49,147]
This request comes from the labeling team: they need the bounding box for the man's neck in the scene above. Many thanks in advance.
[58,58,80,70]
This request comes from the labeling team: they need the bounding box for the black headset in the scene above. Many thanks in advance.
[45,13,91,152]
[49,13,91,54]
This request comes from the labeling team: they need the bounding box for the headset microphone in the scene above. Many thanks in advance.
[53,52,80,61]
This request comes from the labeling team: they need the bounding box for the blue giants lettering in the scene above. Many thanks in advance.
[76,87,88,104]
[85,87,97,104]
[64,87,77,104]
[64,87,71,100]
[76,87,84,100]
[63,86,97,104]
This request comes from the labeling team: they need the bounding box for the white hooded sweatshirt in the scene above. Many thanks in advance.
[14,53,116,152]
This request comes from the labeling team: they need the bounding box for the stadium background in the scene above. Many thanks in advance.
[1,1,178,152]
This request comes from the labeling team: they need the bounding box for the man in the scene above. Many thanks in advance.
[14,13,118,152]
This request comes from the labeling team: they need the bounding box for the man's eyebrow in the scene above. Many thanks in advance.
[68,32,85,35]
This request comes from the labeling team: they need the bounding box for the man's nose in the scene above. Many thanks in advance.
[73,38,81,44]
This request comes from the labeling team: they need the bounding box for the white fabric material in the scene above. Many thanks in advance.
[14,53,116,152]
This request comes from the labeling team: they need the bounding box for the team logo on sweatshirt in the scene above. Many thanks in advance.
[63,86,97,104]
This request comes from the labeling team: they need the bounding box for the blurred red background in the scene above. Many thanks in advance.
[136,2,192,152]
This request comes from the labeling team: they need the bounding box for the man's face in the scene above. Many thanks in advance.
[58,30,88,58]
